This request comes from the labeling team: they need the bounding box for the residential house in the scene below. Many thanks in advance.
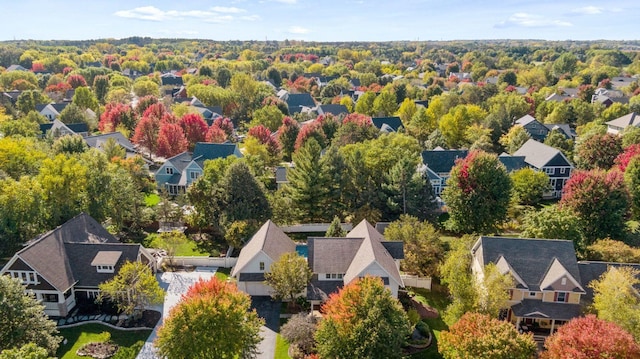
[36,103,68,120]
[84,132,141,159]
[0,213,155,317]
[578,261,640,306]
[513,139,573,198]
[40,119,89,138]
[275,166,289,189]
[155,142,242,194]
[306,220,404,310]
[611,76,638,90]
[421,149,468,196]
[2,90,22,105]
[284,93,316,115]
[6,64,28,72]
[231,220,297,296]
[317,104,348,117]
[515,115,574,141]
[231,220,404,310]
[372,117,403,133]
[471,236,585,333]
[605,112,640,135]
[160,73,184,87]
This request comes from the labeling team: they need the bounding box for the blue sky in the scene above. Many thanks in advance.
[1,0,639,41]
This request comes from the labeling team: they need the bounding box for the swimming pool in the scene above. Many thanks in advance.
[296,244,308,258]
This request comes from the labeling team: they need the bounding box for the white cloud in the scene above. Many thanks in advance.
[495,12,572,28]
[571,6,603,15]
[210,6,246,14]
[274,0,297,4]
[114,6,256,23]
[288,26,310,34]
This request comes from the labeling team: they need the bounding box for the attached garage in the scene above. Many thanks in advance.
[237,273,272,296]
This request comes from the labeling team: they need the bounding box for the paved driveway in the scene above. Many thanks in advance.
[136,268,217,359]
[251,296,282,359]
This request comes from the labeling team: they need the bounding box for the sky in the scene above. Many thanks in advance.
[1,0,640,42]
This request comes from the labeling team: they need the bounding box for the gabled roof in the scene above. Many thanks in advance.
[544,124,575,139]
[513,139,572,169]
[495,256,528,289]
[511,299,582,320]
[539,258,585,293]
[472,236,581,292]
[372,117,403,132]
[498,153,527,172]
[606,112,640,129]
[163,151,194,174]
[160,73,184,86]
[5,213,119,292]
[65,243,144,288]
[421,149,469,174]
[515,114,538,126]
[308,237,363,274]
[286,93,316,113]
[84,132,136,152]
[6,64,28,72]
[231,220,296,277]
[344,220,403,286]
[317,104,348,116]
[192,142,242,167]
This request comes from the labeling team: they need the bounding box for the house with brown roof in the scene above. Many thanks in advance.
[231,219,404,309]
[0,213,155,317]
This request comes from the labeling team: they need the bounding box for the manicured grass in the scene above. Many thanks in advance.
[408,286,451,359]
[56,323,151,359]
[144,193,161,207]
[215,267,231,281]
[274,334,291,359]
[146,234,210,256]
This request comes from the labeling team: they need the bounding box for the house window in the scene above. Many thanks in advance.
[338,273,343,279]
[43,293,59,303]
[560,168,567,174]
[10,271,38,284]
[561,278,567,286]
[331,273,337,279]
[556,292,568,303]
[165,167,174,175]
[544,168,554,175]
[529,291,536,297]
[550,179,557,188]
[325,274,331,279]
[190,171,200,180]
[259,262,265,271]
[96,265,114,273]
[87,290,100,299]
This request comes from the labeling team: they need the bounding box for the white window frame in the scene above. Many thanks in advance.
[556,291,568,303]
[165,167,174,175]
[529,291,536,297]
[561,277,567,285]
[559,167,567,174]
[9,270,38,284]
[544,167,554,175]
[96,265,114,273]
[190,171,200,180]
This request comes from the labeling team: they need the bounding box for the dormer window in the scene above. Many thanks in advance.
[166,167,174,175]
[91,251,122,274]
[10,271,38,284]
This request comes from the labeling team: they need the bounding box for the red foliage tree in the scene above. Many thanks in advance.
[62,66,74,75]
[342,112,373,126]
[278,116,300,161]
[205,126,227,143]
[99,102,137,133]
[295,121,326,150]
[31,62,45,72]
[132,115,161,157]
[156,123,188,158]
[66,74,88,88]
[542,315,640,359]
[561,170,629,244]
[575,133,623,170]
[212,117,234,140]
[135,95,159,117]
[615,144,640,172]
[248,125,280,155]
[178,113,208,150]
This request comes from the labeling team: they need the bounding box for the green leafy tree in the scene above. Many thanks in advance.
[383,156,437,221]
[280,313,317,356]
[58,103,89,126]
[439,312,536,359]
[552,53,578,76]
[510,168,550,206]
[51,134,88,154]
[16,90,49,114]
[0,276,61,355]
[574,133,622,170]
[325,216,346,237]
[544,129,574,158]
[158,231,188,266]
[285,138,331,222]
[93,75,110,104]
[590,266,640,341]
[37,154,88,226]
[354,91,376,116]
[439,104,487,148]
[499,125,531,154]
[265,252,312,305]
[98,261,164,319]
[542,315,640,359]
[587,239,640,263]
[220,161,271,226]
[520,205,584,248]
[372,90,397,117]
[477,263,514,318]
[439,236,478,326]
[385,215,445,277]
[72,86,99,112]
[155,277,263,359]
[442,151,512,234]
[0,177,45,256]
[624,155,640,219]
[249,105,284,132]
[0,343,51,359]
[315,277,411,359]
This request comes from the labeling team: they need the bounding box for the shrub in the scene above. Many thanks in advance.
[76,341,119,359]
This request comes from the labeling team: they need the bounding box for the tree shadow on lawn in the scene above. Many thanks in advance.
[57,323,151,359]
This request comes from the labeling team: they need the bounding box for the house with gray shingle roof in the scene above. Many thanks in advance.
[421,149,468,196]
[39,119,89,138]
[84,132,140,159]
[606,112,640,135]
[472,236,585,333]
[372,117,404,133]
[284,93,316,114]
[0,213,155,317]
[317,104,348,117]
[155,142,242,195]
[232,220,404,307]
[513,139,573,199]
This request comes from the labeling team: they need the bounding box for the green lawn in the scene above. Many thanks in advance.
[275,334,291,359]
[56,323,152,359]
[146,234,210,256]
[144,193,161,207]
[408,286,451,359]
[215,267,231,281]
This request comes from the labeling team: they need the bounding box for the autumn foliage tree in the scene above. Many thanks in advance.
[314,276,411,359]
[132,115,160,158]
[265,252,312,306]
[277,116,299,161]
[590,266,640,341]
[542,315,640,359]
[574,133,623,170]
[247,125,280,157]
[295,121,326,150]
[205,125,227,143]
[560,170,629,245]
[178,113,208,150]
[156,122,188,158]
[155,277,263,359]
[98,102,136,133]
[614,144,640,172]
[442,151,512,234]
[439,312,536,359]
[66,74,87,88]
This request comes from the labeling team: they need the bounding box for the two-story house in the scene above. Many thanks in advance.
[605,112,640,135]
[513,139,573,198]
[515,115,575,142]
[231,219,404,311]
[0,213,155,317]
[472,236,585,334]
[155,142,242,195]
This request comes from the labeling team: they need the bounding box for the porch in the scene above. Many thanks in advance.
[507,299,582,334]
